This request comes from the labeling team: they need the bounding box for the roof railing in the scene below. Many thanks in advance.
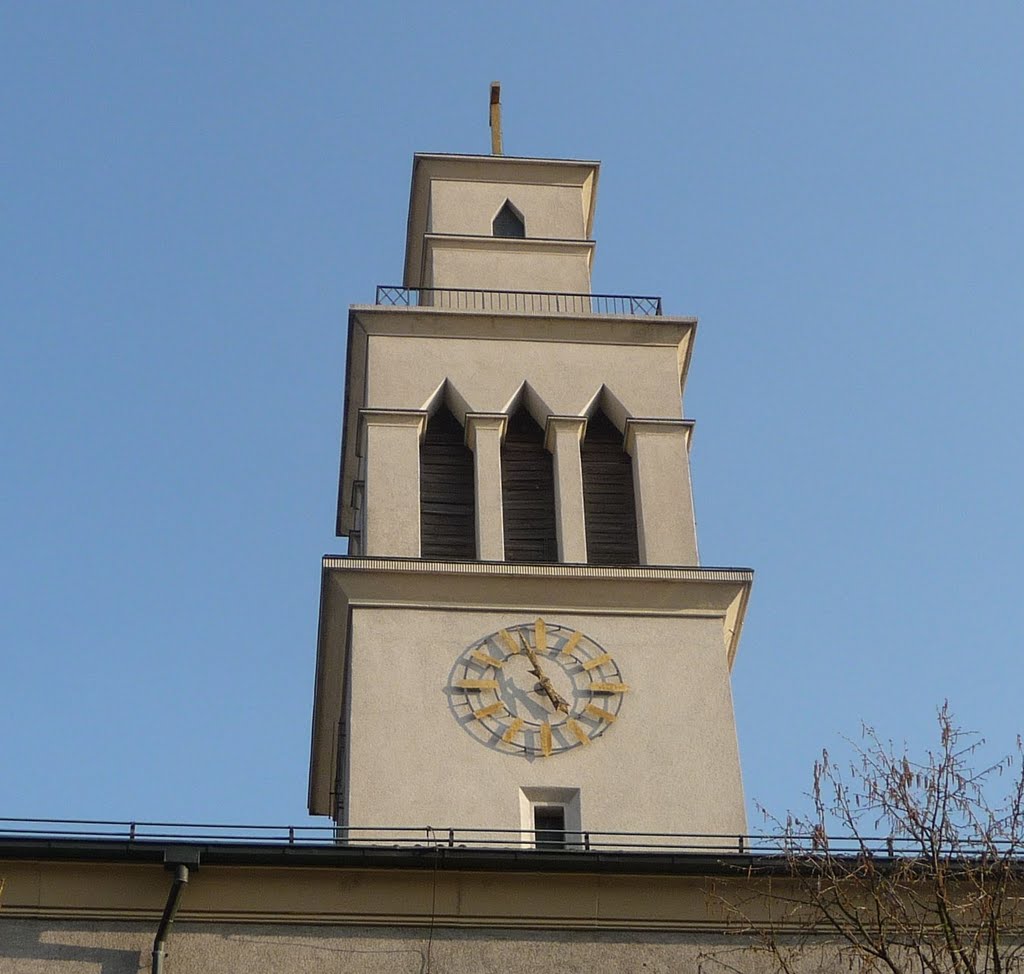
[1,817,1019,858]
[375,286,662,316]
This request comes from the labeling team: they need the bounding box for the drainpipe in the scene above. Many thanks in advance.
[152,848,200,974]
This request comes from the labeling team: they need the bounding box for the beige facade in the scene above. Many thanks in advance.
[403,154,598,293]
[340,308,700,561]
[0,852,746,930]
[341,154,699,561]
[4,845,1020,973]
[0,851,801,974]
[309,558,750,837]
[0,920,758,974]
[314,150,753,840]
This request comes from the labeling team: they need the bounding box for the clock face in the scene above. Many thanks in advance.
[449,618,627,757]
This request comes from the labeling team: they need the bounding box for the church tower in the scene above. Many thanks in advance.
[308,136,753,844]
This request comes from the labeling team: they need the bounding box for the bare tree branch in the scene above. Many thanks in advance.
[703,705,1024,974]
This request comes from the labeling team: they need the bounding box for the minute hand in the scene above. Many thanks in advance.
[519,632,569,714]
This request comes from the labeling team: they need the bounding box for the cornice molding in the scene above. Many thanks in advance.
[321,556,751,584]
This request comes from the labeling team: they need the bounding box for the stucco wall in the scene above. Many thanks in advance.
[352,327,700,564]
[428,178,587,239]
[425,238,592,293]
[403,155,598,287]
[345,606,746,838]
[0,919,796,974]
[364,333,685,422]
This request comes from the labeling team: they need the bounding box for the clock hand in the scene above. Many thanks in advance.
[518,632,569,714]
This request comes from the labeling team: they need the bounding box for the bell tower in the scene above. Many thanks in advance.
[309,142,753,845]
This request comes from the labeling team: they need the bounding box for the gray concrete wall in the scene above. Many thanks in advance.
[0,918,805,974]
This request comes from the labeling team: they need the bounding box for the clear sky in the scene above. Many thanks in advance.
[2,3,1022,831]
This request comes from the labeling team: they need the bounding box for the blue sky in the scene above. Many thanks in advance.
[2,3,1022,830]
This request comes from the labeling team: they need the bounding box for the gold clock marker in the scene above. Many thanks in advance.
[473,701,505,720]
[471,649,504,668]
[497,629,519,655]
[585,703,617,723]
[590,682,629,694]
[566,719,590,746]
[501,717,524,743]
[457,679,500,691]
[539,721,553,757]
[560,630,583,657]
[534,617,546,652]
[581,653,613,671]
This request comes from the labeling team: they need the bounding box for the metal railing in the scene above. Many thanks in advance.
[2,817,1020,858]
[375,286,662,317]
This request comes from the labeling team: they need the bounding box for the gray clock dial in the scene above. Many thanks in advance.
[450,618,627,757]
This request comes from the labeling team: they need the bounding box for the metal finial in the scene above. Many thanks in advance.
[489,81,503,156]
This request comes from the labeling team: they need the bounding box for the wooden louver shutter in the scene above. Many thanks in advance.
[420,406,476,559]
[581,411,640,565]
[501,409,558,563]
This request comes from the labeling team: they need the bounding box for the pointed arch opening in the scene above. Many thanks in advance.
[581,410,639,565]
[501,408,557,563]
[492,199,525,239]
[420,405,476,559]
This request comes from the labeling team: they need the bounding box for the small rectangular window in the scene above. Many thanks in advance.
[534,805,567,849]
[519,786,581,850]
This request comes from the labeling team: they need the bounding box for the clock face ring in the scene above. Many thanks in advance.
[449,618,627,757]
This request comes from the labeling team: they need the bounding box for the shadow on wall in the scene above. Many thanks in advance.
[1,920,145,973]
[0,919,745,972]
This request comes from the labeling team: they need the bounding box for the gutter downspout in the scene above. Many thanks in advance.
[152,848,200,973]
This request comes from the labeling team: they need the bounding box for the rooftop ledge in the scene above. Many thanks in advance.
[376,285,663,317]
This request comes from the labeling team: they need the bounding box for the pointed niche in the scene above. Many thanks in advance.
[492,199,525,239]
[420,405,476,559]
[581,410,639,565]
[501,408,557,563]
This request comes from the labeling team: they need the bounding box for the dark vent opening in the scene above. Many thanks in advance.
[581,410,640,566]
[501,408,557,563]
[534,805,567,850]
[493,200,525,238]
[420,405,476,559]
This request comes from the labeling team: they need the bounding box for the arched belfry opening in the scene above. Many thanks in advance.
[581,410,640,565]
[501,408,557,562]
[492,199,525,239]
[420,405,476,559]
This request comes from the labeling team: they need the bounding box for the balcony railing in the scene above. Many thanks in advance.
[3,817,1021,858]
[375,286,662,316]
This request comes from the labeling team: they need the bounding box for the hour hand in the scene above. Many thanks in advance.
[518,632,569,713]
[518,632,545,674]
[547,689,570,714]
